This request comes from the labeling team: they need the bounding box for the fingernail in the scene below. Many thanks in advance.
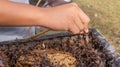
[85,29,89,33]
[80,31,83,34]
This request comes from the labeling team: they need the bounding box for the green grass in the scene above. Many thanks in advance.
[74,0,120,52]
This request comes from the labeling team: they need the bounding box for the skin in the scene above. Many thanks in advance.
[0,0,90,34]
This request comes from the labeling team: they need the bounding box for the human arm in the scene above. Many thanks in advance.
[0,0,44,26]
[0,0,90,34]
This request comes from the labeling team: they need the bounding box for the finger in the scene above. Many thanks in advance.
[68,23,80,34]
[83,22,89,33]
[74,14,84,34]
[78,9,90,33]
[80,31,84,34]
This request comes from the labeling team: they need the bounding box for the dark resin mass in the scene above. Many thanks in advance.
[0,29,118,67]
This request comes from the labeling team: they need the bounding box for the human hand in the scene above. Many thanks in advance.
[39,3,90,34]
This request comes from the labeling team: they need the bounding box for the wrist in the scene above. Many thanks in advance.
[35,8,51,27]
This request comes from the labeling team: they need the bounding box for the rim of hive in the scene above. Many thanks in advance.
[0,28,110,46]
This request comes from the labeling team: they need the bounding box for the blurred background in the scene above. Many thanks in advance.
[29,0,120,53]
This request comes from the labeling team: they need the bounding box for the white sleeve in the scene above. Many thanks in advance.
[10,0,29,4]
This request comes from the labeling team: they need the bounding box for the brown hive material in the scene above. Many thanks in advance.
[0,29,116,67]
[17,49,76,67]
[0,50,9,67]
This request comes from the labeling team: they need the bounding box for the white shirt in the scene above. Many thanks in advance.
[10,0,29,4]
[0,0,35,42]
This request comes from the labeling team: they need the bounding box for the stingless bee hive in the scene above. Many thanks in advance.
[0,29,119,67]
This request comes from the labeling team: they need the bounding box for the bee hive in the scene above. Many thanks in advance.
[0,29,118,67]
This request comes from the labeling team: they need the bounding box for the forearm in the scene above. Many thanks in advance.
[0,1,90,34]
[0,0,45,26]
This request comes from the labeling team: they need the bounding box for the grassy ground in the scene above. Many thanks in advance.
[73,0,120,52]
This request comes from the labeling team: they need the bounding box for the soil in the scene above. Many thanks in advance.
[0,29,115,67]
